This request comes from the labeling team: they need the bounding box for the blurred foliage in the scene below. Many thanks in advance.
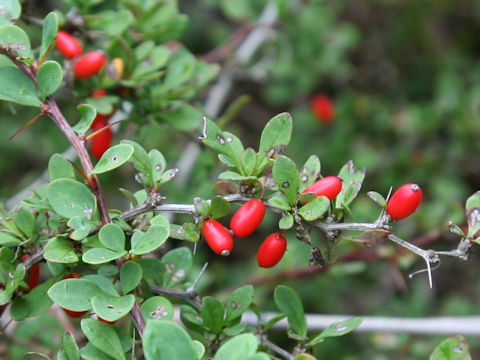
[1,0,480,358]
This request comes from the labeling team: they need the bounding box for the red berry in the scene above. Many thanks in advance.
[202,219,234,256]
[230,199,266,237]
[386,183,423,220]
[97,315,116,325]
[302,176,342,200]
[56,31,83,59]
[74,51,106,79]
[62,274,88,318]
[90,121,113,159]
[21,254,40,293]
[311,94,335,124]
[257,233,287,268]
[91,89,107,98]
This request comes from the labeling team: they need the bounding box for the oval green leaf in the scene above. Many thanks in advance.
[44,237,79,263]
[48,153,75,181]
[37,60,62,99]
[73,104,97,135]
[272,155,299,206]
[274,285,307,338]
[120,261,142,294]
[0,65,41,106]
[99,223,125,252]
[47,178,96,219]
[0,24,32,57]
[91,144,134,175]
[81,318,126,360]
[91,294,135,322]
[214,333,258,360]
[140,296,174,321]
[40,12,58,60]
[48,278,100,311]
[82,248,127,265]
[298,196,330,221]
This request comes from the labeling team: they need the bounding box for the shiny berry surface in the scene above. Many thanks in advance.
[97,315,116,325]
[202,219,234,256]
[230,199,266,237]
[74,51,106,79]
[257,233,287,268]
[61,274,88,318]
[21,254,40,293]
[386,183,423,220]
[90,121,112,159]
[56,31,83,59]
[311,94,335,124]
[302,176,342,200]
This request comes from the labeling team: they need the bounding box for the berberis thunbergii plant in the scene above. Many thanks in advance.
[0,1,477,359]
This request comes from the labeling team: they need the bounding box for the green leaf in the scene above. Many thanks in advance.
[120,261,142,294]
[132,45,170,79]
[272,155,299,206]
[192,341,205,360]
[210,197,231,219]
[0,24,32,57]
[263,313,286,332]
[201,296,224,334]
[298,196,330,221]
[121,140,153,186]
[73,104,97,135]
[225,285,254,323]
[62,331,80,360]
[86,95,118,115]
[257,112,293,172]
[161,103,202,131]
[40,12,58,60]
[88,9,134,37]
[0,0,21,26]
[83,275,119,297]
[0,247,15,273]
[274,285,307,338]
[44,237,79,263]
[194,197,210,218]
[218,171,256,181]
[99,223,125,252]
[169,223,200,242]
[10,277,56,320]
[91,144,134,175]
[430,335,471,360]
[160,247,192,287]
[6,263,25,293]
[223,322,247,336]
[367,191,387,207]
[298,155,321,193]
[180,305,208,334]
[267,191,292,211]
[466,191,480,240]
[48,278,100,311]
[136,258,165,280]
[0,290,11,306]
[309,317,362,346]
[48,153,75,181]
[80,342,114,360]
[68,216,95,241]
[13,207,35,238]
[37,60,62,99]
[148,149,167,184]
[80,319,126,360]
[82,248,127,265]
[143,321,198,360]
[47,179,96,219]
[130,217,169,256]
[241,148,257,176]
[141,296,174,321]
[294,354,317,360]
[0,65,41,106]
[335,161,365,209]
[279,214,294,230]
[91,294,135,322]
[158,50,195,93]
[0,231,20,247]
[214,334,258,360]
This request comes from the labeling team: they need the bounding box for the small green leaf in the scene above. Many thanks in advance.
[62,331,80,360]
[99,223,125,252]
[274,285,307,338]
[88,9,134,37]
[161,103,202,131]
[6,263,25,294]
[121,140,153,186]
[0,231,20,246]
[194,198,210,218]
[48,278,100,311]
[181,305,208,334]
[158,49,195,93]
[218,171,256,181]
[0,290,11,306]
[141,296,174,321]
[267,191,291,211]
[429,335,471,360]
[44,237,79,263]
[48,153,75,181]
[47,179,96,219]
[130,219,169,256]
[161,247,192,287]
[210,197,231,219]
[91,294,135,322]
[37,60,62,99]
[298,196,330,221]
[466,191,480,240]
[68,216,95,241]
[10,277,56,320]
[192,340,205,360]
[298,155,321,193]
[0,247,15,273]
[40,12,58,60]
[73,104,97,135]
[0,0,21,26]
[367,191,387,207]
[120,261,142,294]
[309,317,362,346]
[83,275,119,297]
[86,95,118,115]
[201,296,224,334]
[335,160,366,209]
[136,258,165,280]
[169,223,200,242]
[272,155,299,206]
[148,149,167,184]
[91,144,134,175]
[81,319,126,360]
[225,285,254,323]
[79,342,113,360]
[214,334,258,360]
[13,207,35,238]
[143,320,197,360]
[0,65,41,106]
[0,24,32,57]
[241,148,257,176]
[223,322,247,336]
[263,313,286,332]
[279,214,294,230]
[82,248,127,265]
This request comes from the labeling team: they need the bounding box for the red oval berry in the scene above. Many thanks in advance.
[90,121,113,159]
[56,31,83,59]
[311,94,335,124]
[230,199,266,237]
[302,176,342,200]
[202,219,234,256]
[97,315,116,325]
[386,183,423,220]
[74,51,106,79]
[91,89,107,98]
[62,274,88,318]
[21,254,40,293]
[257,233,287,268]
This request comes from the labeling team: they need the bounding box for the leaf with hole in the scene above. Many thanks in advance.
[169,223,200,242]
[272,155,299,206]
[309,317,362,346]
[429,335,471,360]
[47,178,96,219]
[91,144,134,175]
[298,196,330,221]
[160,247,192,287]
[82,248,126,265]
[44,237,79,263]
[225,285,253,323]
[298,155,321,193]
[335,160,365,209]
[141,296,174,321]
[91,294,135,322]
